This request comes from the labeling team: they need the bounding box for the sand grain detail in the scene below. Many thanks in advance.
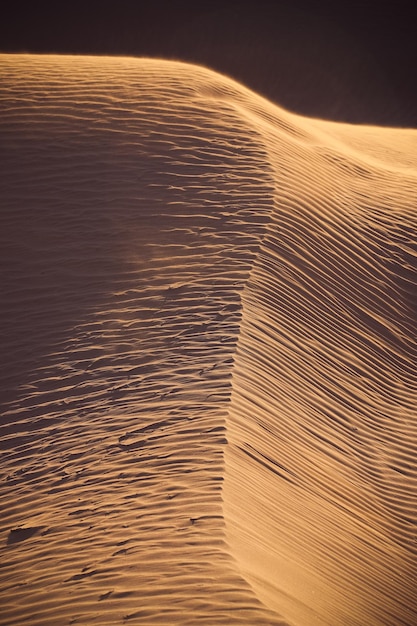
[0,55,416,626]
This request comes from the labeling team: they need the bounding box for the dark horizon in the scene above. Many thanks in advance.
[1,1,416,126]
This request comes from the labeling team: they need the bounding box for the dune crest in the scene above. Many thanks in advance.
[1,55,416,625]
[223,100,417,625]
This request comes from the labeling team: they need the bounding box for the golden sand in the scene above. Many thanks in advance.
[1,55,416,626]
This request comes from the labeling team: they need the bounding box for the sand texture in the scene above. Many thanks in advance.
[0,55,416,626]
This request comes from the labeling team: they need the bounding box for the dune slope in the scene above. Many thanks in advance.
[1,55,416,626]
[223,103,417,626]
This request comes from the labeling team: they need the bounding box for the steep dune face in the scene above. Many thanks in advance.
[223,113,417,625]
[1,55,416,626]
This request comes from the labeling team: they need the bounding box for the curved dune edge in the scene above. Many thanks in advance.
[0,54,416,626]
[223,84,417,624]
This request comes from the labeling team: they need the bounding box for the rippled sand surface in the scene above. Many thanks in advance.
[1,55,416,626]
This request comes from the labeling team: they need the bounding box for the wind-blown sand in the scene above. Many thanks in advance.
[0,54,416,626]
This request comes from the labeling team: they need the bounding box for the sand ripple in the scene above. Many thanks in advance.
[1,55,416,625]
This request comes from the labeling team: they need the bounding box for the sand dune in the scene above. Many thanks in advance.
[0,55,416,626]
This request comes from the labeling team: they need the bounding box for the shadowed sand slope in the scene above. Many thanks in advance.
[0,55,416,626]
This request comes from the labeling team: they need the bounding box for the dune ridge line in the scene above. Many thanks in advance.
[223,74,417,625]
[0,54,416,626]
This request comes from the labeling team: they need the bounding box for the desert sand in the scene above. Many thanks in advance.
[0,54,416,626]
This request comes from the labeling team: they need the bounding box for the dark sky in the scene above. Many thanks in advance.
[1,1,416,126]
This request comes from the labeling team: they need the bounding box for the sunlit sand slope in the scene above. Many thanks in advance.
[0,55,416,626]
[223,92,417,623]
